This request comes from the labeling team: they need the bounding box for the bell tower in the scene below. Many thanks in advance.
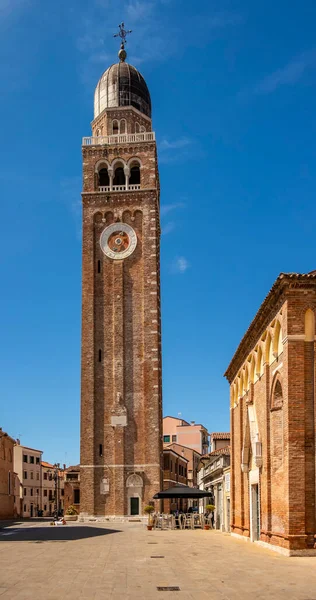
[80,32,163,518]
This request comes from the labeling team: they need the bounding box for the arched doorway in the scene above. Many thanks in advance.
[126,474,143,516]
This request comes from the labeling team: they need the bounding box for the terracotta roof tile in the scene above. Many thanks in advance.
[210,432,230,440]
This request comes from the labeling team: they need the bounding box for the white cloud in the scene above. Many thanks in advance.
[160,202,185,217]
[172,256,189,274]
[127,0,155,22]
[159,137,191,150]
[255,50,316,94]
[60,177,82,240]
[162,221,175,235]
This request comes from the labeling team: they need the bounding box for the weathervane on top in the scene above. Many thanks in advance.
[114,22,132,62]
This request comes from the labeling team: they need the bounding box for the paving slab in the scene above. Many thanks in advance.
[0,522,316,599]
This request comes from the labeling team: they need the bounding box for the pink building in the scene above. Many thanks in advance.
[163,416,209,455]
[210,432,230,452]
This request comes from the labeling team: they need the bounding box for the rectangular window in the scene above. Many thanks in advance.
[99,444,103,457]
[36,489,39,495]
[97,260,101,273]
[30,472,34,480]
[24,488,27,496]
[29,456,34,464]
[30,489,33,496]
[23,471,27,480]
[36,473,39,480]
[61,489,64,496]
[74,489,80,504]
[24,504,26,512]
[23,455,28,463]
[36,457,40,464]
[44,490,47,497]
[163,435,170,443]
[98,349,102,362]
[44,504,47,511]
[43,473,47,480]
[172,435,177,442]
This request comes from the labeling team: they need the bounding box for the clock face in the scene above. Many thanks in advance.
[100,223,137,260]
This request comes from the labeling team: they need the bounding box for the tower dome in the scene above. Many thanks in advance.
[94,60,152,120]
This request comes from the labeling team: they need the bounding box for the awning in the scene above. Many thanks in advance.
[153,484,211,499]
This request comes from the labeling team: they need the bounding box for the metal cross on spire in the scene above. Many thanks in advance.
[114,22,132,49]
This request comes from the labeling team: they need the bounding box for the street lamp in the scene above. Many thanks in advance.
[47,463,60,519]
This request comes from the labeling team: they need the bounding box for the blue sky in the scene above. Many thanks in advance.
[1,0,316,466]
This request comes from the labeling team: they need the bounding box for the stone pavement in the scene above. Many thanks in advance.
[0,521,316,599]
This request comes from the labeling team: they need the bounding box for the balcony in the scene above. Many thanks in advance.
[82,132,156,146]
[99,184,141,193]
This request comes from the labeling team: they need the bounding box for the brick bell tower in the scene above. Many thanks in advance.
[80,33,163,518]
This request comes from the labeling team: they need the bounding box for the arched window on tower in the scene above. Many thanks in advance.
[113,166,125,186]
[120,119,126,134]
[99,168,109,187]
[112,120,119,135]
[129,165,141,186]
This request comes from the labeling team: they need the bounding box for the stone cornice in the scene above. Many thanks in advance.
[224,272,316,383]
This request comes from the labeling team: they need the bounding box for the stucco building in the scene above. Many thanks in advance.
[163,448,188,513]
[42,462,65,516]
[0,429,15,519]
[163,416,209,455]
[14,442,42,517]
[80,37,163,518]
[198,446,230,531]
[225,271,316,555]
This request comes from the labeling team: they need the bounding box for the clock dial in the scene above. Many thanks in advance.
[100,223,137,260]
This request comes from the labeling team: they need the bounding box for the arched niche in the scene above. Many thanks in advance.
[305,308,315,342]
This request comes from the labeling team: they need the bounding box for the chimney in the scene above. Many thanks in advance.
[191,421,195,426]
[16,438,20,445]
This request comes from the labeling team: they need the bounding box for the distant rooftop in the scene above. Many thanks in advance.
[211,432,230,440]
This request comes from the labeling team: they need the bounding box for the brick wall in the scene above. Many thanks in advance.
[226,274,316,553]
[0,433,14,519]
[80,107,163,517]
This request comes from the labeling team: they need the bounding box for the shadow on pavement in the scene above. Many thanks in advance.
[0,517,52,529]
[0,525,122,542]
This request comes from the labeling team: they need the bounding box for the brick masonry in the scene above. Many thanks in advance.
[225,273,316,554]
[80,102,163,517]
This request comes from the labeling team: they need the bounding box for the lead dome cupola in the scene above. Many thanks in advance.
[94,47,151,119]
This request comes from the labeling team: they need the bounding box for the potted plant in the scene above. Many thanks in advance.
[204,504,215,530]
[144,505,155,530]
[64,505,78,521]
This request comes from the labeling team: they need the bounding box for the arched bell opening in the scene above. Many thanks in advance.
[99,168,109,187]
[129,165,140,185]
[113,166,125,186]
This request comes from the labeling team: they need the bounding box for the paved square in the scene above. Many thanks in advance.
[0,521,316,599]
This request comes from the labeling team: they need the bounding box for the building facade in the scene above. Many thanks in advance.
[198,446,230,531]
[163,449,188,513]
[210,432,230,452]
[225,271,316,555]
[80,41,163,518]
[165,442,201,489]
[64,466,80,514]
[14,442,42,517]
[42,462,65,516]
[0,429,15,519]
[163,416,209,454]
